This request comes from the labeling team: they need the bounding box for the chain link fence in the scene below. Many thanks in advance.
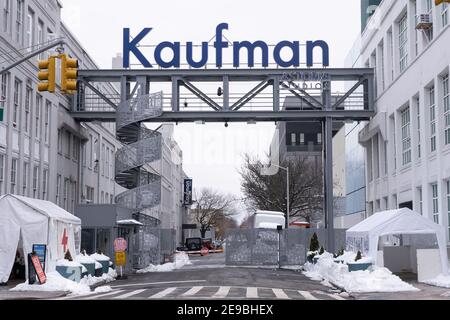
[225,228,347,267]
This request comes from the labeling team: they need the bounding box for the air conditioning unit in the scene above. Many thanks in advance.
[416,14,433,30]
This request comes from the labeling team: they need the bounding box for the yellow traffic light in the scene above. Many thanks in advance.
[60,54,78,93]
[435,0,450,5]
[37,57,56,93]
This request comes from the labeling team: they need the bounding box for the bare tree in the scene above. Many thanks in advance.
[239,154,324,224]
[192,188,236,238]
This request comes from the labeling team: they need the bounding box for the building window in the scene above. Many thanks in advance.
[44,100,50,143]
[401,107,411,165]
[399,13,408,73]
[64,178,69,210]
[432,183,439,224]
[32,165,38,198]
[0,154,4,194]
[3,0,11,33]
[64,131,71,158]
[22,162,28,195]
[416,97,421,159]
[101,191,104,204]
[426,0,434,41]
[1,73,8,119]
[71,181,76,212]
[110,149,114,180]
[443,75,450,145]
[26,9,34,52]
[86,186,94,202]
[57,129,62,154]
[73,137,79,162]
[299,133,305,145]
[35,94,41,139]
[11,158,17,194]
[15,0,24,44]
[379,42,385,91]
[447,181,450,235]
[105,147,110,179]
[13,78,21,129]
[42,169,48,200]
[56,174,61,206]
[429,86,437,152]
[317,133,322,144]
[392,115,397,170]
[442,3,448,28]
[37,20,43,60]
[24,84,31,134]
[290,133,296,146]
[101,143,105,175]
[418,187,423,215]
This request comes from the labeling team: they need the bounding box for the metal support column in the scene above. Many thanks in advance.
[273,76,280,112]
[322,80,335,253]
[172,77,180,112]
[223,76,230,111]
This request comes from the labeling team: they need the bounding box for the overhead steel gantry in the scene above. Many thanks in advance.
[70,68,375,253]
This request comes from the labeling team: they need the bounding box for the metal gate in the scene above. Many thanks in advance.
[225,228,347,266]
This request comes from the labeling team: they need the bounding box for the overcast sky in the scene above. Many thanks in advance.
[60,0,361,221]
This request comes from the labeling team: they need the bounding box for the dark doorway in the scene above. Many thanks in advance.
[399,201,413,210]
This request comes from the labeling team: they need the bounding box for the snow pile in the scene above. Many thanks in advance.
[90,253,110,261]
[10,272,91,295]
[303,252,419,293]
[95,286,113,293]
[75,254,97,264]
[136,252,192,273]
[56,259,87,273]
[10,268,117,296]
[79,268,117,287]
[422,274,450,288]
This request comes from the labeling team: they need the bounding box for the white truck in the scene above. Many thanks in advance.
[251,210,285,230]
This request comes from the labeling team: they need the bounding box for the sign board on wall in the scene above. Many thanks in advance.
[183,179,193,206]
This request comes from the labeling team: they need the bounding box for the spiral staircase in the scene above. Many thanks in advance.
[115,92,164,227]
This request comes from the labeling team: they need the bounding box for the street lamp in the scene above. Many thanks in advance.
[268,163,290,229]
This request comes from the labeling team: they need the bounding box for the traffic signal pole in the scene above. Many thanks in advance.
[0,39,65,76]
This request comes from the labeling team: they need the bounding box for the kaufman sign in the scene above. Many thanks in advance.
[123,23,330,69]
[183,179,193,205]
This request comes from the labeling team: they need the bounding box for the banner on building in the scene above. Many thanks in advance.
[183,179,193,205]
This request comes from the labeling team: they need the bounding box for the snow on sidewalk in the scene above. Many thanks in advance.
[303,252,420,293]
[136,252,192,273]
[423,272,450,289]
[10,267,117,296]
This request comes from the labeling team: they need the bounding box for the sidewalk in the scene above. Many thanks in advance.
[0,278,110,300]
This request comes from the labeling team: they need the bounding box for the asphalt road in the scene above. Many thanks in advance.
[56,253,450,300]
[58,253,350,300]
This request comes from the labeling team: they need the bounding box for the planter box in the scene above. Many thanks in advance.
[56,266,82,283]
[347,262,373,272]
[98,260,110,274]
[95,267,103,277]
[80,263,96,277]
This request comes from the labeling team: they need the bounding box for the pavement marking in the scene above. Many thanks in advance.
[272,289,290,300]
[149,287,177,299]
[213,286,231,298]
[81,289,125,300]
[246,287,259,299]
[111,280,206,289]
[441,291,450,297]
[314,290,346,300]
[182,286,204,297]
[113,289,147,299]
[298,290,319,300]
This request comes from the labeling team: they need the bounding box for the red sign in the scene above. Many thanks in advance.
[114,238,127,252]
[201,247,209,256]
[31,255,47,284]
[61,229,68,252]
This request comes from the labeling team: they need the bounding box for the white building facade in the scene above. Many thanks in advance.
[350,0,450,242]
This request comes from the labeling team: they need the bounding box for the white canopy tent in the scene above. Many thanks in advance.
[0,194,82,283]
[346,208,448,276]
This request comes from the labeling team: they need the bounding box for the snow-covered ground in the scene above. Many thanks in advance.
[303,252,420,293]
[10,268,117,296]
[136,252,192,273]
[423,272,450,288]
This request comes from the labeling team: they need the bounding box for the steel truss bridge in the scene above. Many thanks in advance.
[70,68,375,252]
